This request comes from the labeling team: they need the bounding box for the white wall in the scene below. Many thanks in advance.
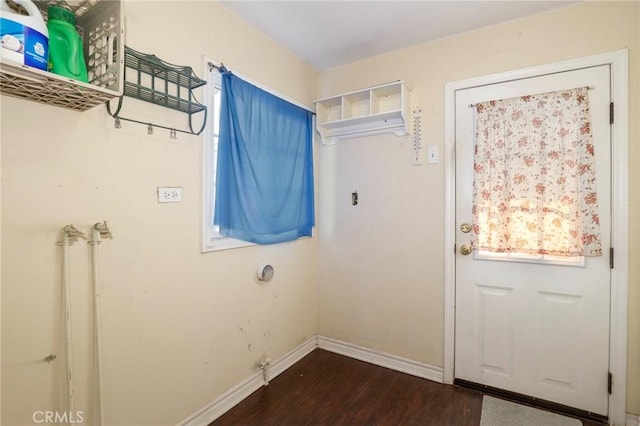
[1,2,318,425]
[317,0,640,415]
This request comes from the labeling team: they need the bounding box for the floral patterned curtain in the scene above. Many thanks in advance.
[471,87,602,257]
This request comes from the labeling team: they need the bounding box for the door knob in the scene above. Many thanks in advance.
[460,223,472,233]
[459,244,472,256]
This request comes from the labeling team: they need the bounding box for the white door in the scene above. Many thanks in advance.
[454,65,611,416]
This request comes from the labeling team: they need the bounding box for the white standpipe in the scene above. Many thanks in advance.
[89,221,111,426]
[61,225,85,421]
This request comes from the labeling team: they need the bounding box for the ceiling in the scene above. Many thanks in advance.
[220,1,578,71]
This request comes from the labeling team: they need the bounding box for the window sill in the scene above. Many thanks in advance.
[201,232,314,253]
[201,237,255,253]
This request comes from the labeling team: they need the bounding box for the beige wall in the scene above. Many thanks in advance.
[317,0,640,416]
[2,1,639,425]
[1,2,318,425]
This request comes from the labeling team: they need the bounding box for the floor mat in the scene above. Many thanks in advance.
[480,395,582,426]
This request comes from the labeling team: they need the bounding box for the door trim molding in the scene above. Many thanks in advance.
[443,49,629,425]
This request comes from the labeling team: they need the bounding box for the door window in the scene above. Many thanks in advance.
[471,87,602,263]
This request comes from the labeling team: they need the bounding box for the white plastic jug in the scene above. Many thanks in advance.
[0,0,48,70]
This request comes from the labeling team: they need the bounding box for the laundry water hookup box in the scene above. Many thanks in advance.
[314,80,409,145]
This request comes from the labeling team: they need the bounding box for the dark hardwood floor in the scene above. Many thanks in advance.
[211,349,603,426]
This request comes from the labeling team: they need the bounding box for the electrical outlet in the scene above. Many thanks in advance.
[157,187,182,203]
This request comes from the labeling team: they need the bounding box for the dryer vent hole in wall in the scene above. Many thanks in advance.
[158,187,182,203]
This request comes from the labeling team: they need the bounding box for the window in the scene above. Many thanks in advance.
[470,87,602,265]
[201,61,253,252]
[201,59,314,251]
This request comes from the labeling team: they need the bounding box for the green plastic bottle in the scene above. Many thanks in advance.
[47,6,87,82]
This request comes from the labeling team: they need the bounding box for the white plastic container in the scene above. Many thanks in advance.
[0,0,48,70]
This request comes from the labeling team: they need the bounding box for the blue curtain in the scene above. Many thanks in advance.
[214,71,315,244]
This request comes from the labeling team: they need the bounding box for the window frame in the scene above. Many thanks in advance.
[201,58,254,252]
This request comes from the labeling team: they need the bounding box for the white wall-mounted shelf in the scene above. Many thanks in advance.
[0,59,121,111]
[314,80,409,145]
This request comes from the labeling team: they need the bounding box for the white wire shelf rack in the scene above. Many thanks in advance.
[1,59,121,111]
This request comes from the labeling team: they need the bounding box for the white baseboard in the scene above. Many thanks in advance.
[181,335,444,425]
[316,335,444,383]
[180,334,632,425]
[179,336,317,426]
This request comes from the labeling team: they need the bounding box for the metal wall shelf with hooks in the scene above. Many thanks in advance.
[106,46,207,138]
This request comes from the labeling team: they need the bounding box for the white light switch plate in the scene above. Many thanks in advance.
[427,146,439,164]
